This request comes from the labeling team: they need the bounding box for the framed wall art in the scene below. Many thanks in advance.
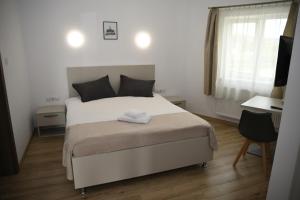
[103,21,118,40]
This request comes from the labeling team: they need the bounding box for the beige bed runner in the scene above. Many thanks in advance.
[63,112,218,180]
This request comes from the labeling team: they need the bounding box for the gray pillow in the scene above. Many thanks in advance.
[118,75,155,97]
[72,75,116,102]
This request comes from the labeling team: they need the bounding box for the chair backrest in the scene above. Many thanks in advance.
[239,110,277,142]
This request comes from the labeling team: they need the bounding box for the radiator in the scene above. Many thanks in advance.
[216,111,282,130]
[272,113,282,130]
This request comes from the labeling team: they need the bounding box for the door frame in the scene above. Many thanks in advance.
[0,54,19,176]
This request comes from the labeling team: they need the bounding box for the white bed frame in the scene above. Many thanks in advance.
[67,65,213,196]
[72,138,212,189]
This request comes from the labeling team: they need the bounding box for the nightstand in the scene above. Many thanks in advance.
[164,96,186,109]
[36,105,66,137]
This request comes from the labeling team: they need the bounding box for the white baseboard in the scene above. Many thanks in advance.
[215,112,240,123]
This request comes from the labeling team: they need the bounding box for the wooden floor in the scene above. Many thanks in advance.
[0,118,269,200]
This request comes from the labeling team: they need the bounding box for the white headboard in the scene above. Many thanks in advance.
[67,65,155,97]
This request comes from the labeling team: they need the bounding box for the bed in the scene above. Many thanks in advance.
[63,65,218,195]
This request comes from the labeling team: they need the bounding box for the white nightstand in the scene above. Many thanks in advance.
[164,96,186,109]
[36,105,66,137]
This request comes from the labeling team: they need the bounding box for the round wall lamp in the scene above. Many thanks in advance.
[135,31,151,49]
[66,30,85,48]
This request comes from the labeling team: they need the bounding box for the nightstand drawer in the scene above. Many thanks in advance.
[37,112,65,127]
[173,101,186,109]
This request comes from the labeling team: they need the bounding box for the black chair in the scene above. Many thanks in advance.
[233,110,278,176]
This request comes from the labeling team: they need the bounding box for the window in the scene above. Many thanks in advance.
[215,3,290,101]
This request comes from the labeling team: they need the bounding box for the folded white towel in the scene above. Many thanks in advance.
[118,114,152,124]
[124,109,147,119]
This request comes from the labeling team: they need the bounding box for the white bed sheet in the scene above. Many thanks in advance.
[65,94,186,127]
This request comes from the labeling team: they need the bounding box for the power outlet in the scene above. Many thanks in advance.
[155,89,166,94]
[46,97,60,103]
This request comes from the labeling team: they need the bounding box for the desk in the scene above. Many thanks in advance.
[241,96,282,130]
[241,96,283,156]
[241,96,283,114]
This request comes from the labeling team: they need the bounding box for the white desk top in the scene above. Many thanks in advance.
[241,96,283,113]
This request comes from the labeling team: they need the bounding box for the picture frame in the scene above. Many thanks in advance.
[103,21,118,40]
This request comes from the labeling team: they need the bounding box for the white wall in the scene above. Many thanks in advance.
[290,146,300,199]
[17,0,269,121]
[17,0,188,110]
[267,11,300,200]
[0,0,33,162]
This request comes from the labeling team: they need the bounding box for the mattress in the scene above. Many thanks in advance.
[65,94,186,127]
[63,94,217,180]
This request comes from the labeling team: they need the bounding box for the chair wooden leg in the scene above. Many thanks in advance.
[261,143,268,177]
[242,140,251,157]
[265,143,273,174]
[234,140,249,167]
[265,143,271,161]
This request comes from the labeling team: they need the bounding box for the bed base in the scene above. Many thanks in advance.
[72,137,213,193]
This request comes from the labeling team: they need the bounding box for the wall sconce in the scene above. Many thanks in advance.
[135,31,151,49]
[66,30,85,48]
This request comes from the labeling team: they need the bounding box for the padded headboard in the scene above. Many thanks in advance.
[67,65,155,97]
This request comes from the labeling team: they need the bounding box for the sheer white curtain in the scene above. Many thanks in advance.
[215,3,290,101]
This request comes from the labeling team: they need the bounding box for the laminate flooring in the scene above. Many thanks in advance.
[0,117,269,200]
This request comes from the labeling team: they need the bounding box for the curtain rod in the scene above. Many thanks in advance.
[208,0,292,9]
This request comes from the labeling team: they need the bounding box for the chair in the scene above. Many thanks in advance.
[233,110,278,176]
